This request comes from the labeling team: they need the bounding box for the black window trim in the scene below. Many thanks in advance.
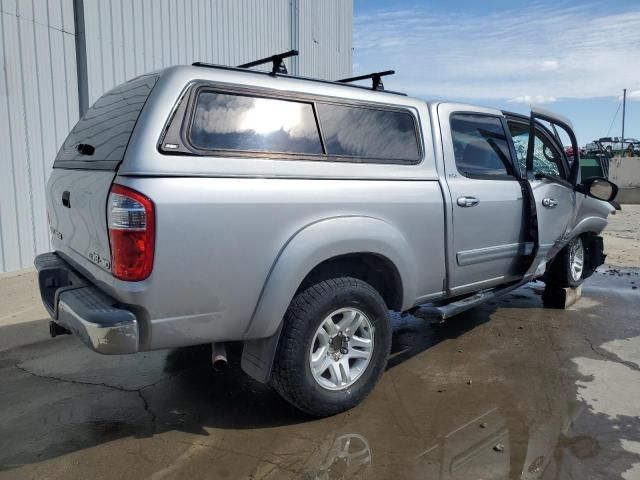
[449,112,519,181]
[53,160,122,170]
[506,118,571,184]
[159,81,424,166]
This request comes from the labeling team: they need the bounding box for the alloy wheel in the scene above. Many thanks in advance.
[569,239,584,282]
[309,308,374,391]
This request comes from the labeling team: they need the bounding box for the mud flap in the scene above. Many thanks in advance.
[241,324,283,384]
[582,234,605,279]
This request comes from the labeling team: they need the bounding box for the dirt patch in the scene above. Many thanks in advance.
[601,204,640,268]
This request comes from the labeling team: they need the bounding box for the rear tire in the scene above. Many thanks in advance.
[546,237,585,288]
[271,277,391,417]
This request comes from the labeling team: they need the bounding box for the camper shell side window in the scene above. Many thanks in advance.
[159,83,423,165]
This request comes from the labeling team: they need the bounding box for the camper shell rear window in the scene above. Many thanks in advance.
[54,74,158,170]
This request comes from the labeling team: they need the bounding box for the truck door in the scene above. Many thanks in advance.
[438,104,529,295]
[506,107,580,278]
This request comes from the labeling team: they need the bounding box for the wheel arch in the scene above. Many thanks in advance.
[244,215,417,340]
[240,216,415,384]
[296,252,404,312]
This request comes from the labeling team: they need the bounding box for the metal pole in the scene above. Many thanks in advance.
[73,0,89,117]
[621,88,627,158]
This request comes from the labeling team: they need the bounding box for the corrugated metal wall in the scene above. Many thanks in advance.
[0,0,352,273]
[81,0,352,105]
[296,0,352,81]
[0,0,79,273]
[82,0,295,105]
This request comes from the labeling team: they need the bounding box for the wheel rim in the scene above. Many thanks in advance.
[570,239,584,282]
[309,308,374,391]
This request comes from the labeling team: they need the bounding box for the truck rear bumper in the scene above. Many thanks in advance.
[35,252,139,355]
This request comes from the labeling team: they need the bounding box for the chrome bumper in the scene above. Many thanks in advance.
[35,252,139,355]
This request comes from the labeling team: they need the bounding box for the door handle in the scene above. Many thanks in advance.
[457,196,480,208]
[542,197,558,208]
[62,191,70,208]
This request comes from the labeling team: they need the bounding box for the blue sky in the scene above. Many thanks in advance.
[353,0,640,145]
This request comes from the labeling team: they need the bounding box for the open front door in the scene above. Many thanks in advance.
[505,106,581,279]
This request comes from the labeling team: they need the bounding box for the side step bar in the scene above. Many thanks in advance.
[415,280,527,321]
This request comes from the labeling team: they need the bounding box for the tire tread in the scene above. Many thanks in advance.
[271,277,390,416]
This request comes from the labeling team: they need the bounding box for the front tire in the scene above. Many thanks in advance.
[271,277,391,417]
[546,237,585,288]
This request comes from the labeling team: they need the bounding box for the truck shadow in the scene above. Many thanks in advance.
[386,281,548,369]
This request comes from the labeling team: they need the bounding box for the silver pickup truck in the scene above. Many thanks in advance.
[36,61,618,416]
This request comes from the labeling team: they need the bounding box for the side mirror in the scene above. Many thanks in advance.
[577,177,619,202]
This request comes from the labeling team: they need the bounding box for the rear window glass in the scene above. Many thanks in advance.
[450,114,513,178]
[55,75,157,165]
[317,103,420,161]
[189,92,323,154]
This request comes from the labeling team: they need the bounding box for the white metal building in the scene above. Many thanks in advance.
[0,0,353,273]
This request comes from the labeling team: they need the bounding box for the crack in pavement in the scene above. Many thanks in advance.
[12,363,184,432]
[137,390,157,432]
[584,336,640,373]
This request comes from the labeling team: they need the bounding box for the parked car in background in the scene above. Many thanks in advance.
[585,137,640,155]
[564,145,586,159]
[36,63,618,416]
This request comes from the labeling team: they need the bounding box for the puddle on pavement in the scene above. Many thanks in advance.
[572,336,640,480]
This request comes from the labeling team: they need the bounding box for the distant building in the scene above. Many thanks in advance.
[0,0,353,273]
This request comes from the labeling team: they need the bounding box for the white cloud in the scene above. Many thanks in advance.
[624,90,640,101]
[509,95,557,104]
[354,3,640,101]
[538,60,559,72]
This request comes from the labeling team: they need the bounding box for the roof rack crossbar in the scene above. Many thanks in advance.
[337,70,395,91]
[190,62,406,96]
[236,50,299,75]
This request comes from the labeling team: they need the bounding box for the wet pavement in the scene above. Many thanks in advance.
[1,268,640,479]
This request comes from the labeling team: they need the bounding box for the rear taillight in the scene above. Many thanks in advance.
[108,184,155,281]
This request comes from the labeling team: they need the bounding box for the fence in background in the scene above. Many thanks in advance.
[609,157,640,204]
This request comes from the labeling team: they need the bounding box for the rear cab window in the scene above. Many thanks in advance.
[163,85,422,164]
[449,114,515,179]
[55,75,158,170]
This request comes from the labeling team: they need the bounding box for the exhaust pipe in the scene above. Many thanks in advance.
[211,342,228,371]
[49,321,71,338]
